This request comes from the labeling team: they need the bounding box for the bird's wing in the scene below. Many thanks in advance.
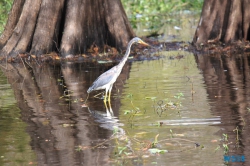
[89,66,118,91]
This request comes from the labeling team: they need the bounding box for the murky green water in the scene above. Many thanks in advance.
[113,52,223,165]
[0,51,249,165]
[0,69,36,165]
[0,12,249,166]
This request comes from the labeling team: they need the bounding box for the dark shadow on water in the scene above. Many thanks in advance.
[0,61,130,166]
[195,53,250,165]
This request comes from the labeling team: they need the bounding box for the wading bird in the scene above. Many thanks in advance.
[87,37,150,103]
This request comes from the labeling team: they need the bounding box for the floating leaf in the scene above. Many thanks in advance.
[136,132,148,135]
[145,96,157,100]
[148,148,168,154]
[174,134,184,137]
[118,146,127,155]
[63,124,74,127]
[124,110,131,114]
[97,60,112,64]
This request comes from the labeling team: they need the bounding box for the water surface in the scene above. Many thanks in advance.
[0,51,249,165]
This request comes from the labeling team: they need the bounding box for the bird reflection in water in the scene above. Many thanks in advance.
[88,103,124,135]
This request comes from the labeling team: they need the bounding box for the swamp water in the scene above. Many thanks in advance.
[0,14,249,166]
[0,52,249,166]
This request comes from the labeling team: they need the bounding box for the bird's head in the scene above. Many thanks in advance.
[133,37,150,47]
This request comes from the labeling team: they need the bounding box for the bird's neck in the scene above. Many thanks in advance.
[118,40,134,67]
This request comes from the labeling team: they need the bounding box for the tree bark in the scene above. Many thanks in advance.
[193,0,250,45]
[0,0,135,58]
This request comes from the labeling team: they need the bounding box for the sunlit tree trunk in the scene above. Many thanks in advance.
[193,0,250,45]
[0,0,135,58]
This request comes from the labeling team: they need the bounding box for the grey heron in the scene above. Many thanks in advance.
[87,37,150,102]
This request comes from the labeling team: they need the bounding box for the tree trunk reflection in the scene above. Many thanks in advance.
[0,61,130,165]
[195,54,250,161]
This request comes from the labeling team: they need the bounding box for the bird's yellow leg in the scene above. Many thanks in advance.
[103,88,108,103]
[104,99,108,108]
[103,95,107,103]
[108,84,113,104]
[108,93,111,106]
[108,91,111,102]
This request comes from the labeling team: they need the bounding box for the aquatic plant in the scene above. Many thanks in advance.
[153,92,184,116]
[121,0,203,33]
[233,126,240,143]
[125,93,141,122]
[169,129,173,138]
[216,133,230,155]
[0,0,13,33]
[222,144,229,154]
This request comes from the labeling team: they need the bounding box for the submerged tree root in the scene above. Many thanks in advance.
[190,40,250,55]
[0,40,189,63]
[2,39,250,64]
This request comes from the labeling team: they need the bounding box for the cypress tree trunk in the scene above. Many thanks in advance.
[193,0,250,45]
[0,0,135,58]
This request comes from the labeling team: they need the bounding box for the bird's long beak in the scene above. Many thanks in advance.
[140,40,151,47]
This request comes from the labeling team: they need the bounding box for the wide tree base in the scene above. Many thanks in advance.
[0,0,135,58]
[193,0,250,45]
